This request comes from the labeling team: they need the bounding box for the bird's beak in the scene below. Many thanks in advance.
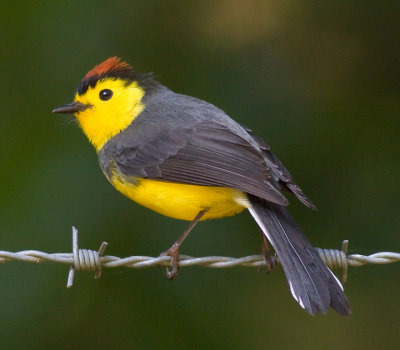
[52,102,91,114]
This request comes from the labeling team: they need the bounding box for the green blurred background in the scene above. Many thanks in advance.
[1,1,399,349]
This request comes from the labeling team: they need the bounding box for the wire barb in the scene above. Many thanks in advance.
[315,239,349,282]
[0,227,399,287]
[66,227,108,287]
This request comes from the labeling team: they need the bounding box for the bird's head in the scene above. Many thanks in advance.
[53,57,146,151]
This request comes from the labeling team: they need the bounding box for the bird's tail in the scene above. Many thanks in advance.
[247,194,350,316]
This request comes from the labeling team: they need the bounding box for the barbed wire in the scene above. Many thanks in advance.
[0,227,399,287]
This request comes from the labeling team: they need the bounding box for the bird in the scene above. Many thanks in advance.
[53,57,350,316]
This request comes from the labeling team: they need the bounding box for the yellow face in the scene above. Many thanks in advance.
[74,78,145,152]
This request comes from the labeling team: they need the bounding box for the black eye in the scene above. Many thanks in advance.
[99,89,113,101]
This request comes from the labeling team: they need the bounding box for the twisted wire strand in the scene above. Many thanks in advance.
[1,250,399,268]
[0,227,399,287]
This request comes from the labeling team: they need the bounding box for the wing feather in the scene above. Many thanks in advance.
[113,118,289,205]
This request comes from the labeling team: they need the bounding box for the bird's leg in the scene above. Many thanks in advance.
[260,229,276,273]
[160,209,208,280]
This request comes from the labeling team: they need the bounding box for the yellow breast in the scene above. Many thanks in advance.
[111,176,248,221]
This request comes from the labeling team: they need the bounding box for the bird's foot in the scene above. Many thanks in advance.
[260,234,277,273]
[261,252,277,273]
[160,246,180,280]
[158,210,208,280]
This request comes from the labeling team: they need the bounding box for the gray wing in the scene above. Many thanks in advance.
[106,111,289,206]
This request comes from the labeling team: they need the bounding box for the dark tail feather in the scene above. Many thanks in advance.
[247,194,350,316]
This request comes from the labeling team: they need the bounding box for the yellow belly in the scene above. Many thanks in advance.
[111,176,248,221]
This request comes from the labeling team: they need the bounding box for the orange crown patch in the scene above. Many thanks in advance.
[84,57,132,79]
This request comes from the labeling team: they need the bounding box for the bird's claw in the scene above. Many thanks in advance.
[263,253,277,273]
[260,234,277,273]
[160,248,180,280]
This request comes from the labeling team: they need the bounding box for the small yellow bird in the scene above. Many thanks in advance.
[54,57,350,316]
